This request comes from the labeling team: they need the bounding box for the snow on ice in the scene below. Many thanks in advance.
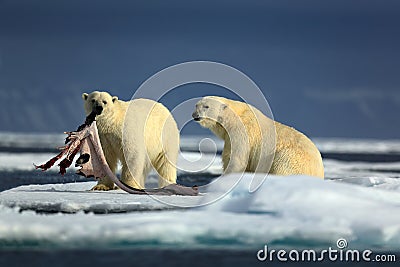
[0,174,399,250]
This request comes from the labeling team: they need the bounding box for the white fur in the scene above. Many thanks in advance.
[83,91,179,190]
[193,96,324,178]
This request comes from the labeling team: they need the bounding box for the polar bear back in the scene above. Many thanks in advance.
[123,98,179,160]
[272,121,324,178]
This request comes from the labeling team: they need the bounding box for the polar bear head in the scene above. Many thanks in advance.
[82,91,119,117]
[192,96,228,129]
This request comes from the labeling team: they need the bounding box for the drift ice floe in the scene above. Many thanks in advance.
[35,111,198,196]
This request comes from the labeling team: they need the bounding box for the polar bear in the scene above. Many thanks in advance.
[82,91,179,190]
[192,96,324,178]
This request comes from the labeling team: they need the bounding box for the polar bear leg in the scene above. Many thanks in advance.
[121,165,146,189]
[91,154,117,191]
[221,138,250,174]
[153,152,177,188]
[223,155,248,174]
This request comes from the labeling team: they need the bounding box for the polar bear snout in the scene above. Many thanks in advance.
[192,111,201,121]
[94,105,103,115]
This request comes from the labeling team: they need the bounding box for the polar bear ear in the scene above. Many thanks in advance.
[219,103,228,112]
[217,105,228,123]
[112,96,118,103]
[82,93,88,101]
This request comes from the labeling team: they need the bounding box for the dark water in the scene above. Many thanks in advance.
[0,171,91,192]
[0,249,398,267]
[322,152,400,163]
[0,170,218,192]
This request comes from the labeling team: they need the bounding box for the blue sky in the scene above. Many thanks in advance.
[0,0,399,138]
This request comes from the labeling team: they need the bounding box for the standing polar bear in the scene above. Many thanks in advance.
[192,96,324,178]
[82,91,179,190]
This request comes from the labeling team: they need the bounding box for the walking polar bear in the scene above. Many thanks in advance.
[192,96,324,178]
[82,91,179,190]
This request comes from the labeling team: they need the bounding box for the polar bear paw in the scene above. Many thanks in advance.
[90,184,117,191]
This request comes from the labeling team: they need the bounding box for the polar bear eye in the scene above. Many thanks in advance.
[204,105,209,109]
[103,101,107,105]
[91,99,95,103]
